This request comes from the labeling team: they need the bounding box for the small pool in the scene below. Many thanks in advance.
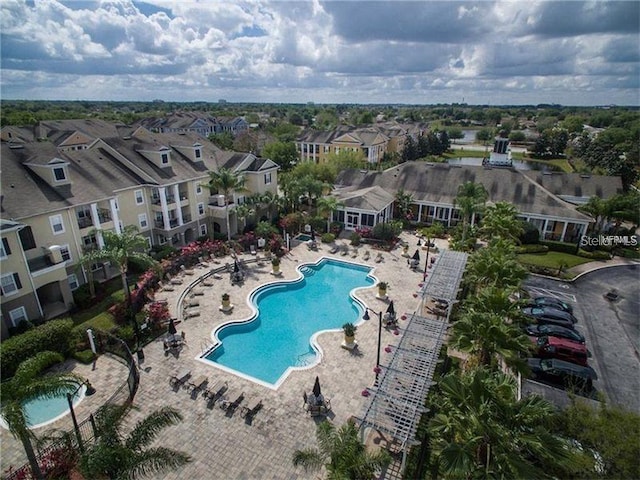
[1,383,85,430]
[294,233,312,242]
[202,258,374,388]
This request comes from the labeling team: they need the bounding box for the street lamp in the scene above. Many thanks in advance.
[67,381,94,453]
[423,236,431,281]
[362,307,383,383]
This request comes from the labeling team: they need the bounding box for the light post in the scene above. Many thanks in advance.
[362,308,383,382]
[423,236,431,281]
[67,381,94,453]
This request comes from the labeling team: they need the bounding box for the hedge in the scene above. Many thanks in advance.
[321,233,335,243]
[1,318,74,380]
[541,240,579,255]
[516,244,549,254]
[577,249,611,260]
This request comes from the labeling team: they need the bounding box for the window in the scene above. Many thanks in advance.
[196,184,203,195]
[49,214,65,235]
[264,172,272,185]
[53,167,66,181]
[113,199,119,211]
[134,189,144,205]
[67,274,79,291]
[60,244,71,262]
[200,224,207,236]
[0,238,10,259]
[9,307,27,327]
[83,233,97,250]
[19,226,36,250]
[138,213,148,229]
[195,148,202,159]
[161,153,169,164]
[198,203,205,216]
[1,273,21,296]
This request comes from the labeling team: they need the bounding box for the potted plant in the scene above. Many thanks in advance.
[377,281,388,299]
[219,292,233,312]
[271,256,281,276]
[342,322,357,349]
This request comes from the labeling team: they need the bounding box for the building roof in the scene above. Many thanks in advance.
[221,152,279,173]
[336,162,595,222]
[522,171,623,204]
[332,185,395,212]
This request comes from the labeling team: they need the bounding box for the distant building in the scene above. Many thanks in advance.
[137,112,249,138]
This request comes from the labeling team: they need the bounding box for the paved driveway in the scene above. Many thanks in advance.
[523,264,640,413]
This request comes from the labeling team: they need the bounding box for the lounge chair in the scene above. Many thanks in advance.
[351,248,358,258]
[204,382,228,406]
[340,246,349,256]
[329,245,339,254]
[374,252,384,263]
[169,368,191,389]
[180,265,195,275]
[188,375,208,395]
[363,250,370,261]
[221,392,245,415]
[250,245,257,255]
[241,400,263,422]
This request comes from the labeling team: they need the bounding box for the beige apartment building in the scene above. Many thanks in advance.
[0,120,278,338]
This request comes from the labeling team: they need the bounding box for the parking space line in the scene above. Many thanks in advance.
[527,287,577,303]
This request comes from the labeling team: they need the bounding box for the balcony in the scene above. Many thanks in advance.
[153,219,181,230]
[77,216,93,229]
[97,209,111,224]
[28,255,58,273]
[182,214,192,223]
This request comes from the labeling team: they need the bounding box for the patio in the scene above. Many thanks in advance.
[1,232,451,479]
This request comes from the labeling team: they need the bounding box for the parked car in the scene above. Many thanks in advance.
[521,306,578,328]
[524,324,585,344]
[530,336,589,366]
[527,296,574,314]
[527,357,597,392]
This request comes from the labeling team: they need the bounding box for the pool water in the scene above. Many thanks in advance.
[1,383,85,430]
[204,258,374,387]
[295,233,312,242]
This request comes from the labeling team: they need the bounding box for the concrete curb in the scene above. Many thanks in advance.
[529,258,640,283]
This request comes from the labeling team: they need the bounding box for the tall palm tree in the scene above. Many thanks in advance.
[96,226,157,349]
[429,368,580,479]
[205,168,247,240]
[480,201,524,244]
[259,191,284,222]
[234,202,255,233]
[465,239,527,293]
[79,404,191,479]
[293,420,391,480]
[395,188,414,221]
[577,195,611,234]
[1,352,81,480]
[454,181,488,243]
[316,196,344,233]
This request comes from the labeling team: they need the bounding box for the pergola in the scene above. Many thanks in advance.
[356,249,468,476]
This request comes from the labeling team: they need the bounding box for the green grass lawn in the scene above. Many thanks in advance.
[517,251,592,269]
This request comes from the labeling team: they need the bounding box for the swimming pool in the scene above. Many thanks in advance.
[202,257,374,388]
[294,233,312,242]
[0,383,86,430]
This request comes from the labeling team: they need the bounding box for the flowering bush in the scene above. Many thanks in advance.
[355,227,372,238]
[146,301,171,328]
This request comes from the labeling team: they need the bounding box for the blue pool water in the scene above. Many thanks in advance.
[1,383,85,430]
[204,258,374,386]
[295,233,312,242]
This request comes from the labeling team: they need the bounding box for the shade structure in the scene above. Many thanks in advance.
[234,261,240,273]
[386,301,395,316]
[168,318,177,335]
[312,376,322,397]
[412,250,420,261]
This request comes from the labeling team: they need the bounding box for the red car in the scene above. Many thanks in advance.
[530,336,589,366]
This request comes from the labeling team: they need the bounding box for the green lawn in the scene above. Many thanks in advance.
[517,252,592,269]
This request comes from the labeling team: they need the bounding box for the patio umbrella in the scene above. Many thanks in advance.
[167,318,177,336]
[310,230,316,241]
[386,301,395,316]
[412,250,420,261]
[312,376,322,397]
[234,260,240,273]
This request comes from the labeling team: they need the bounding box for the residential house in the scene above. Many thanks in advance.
[137,112,249,138]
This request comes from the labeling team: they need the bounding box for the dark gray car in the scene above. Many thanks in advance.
[521,306,578,328]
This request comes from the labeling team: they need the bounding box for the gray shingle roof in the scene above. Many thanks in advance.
[522,171,623,202]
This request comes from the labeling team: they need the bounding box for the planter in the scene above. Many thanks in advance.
[219,294,233,312]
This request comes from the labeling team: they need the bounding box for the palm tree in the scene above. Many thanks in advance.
[480,201,524,244]
[1,352,81,480]
[205,168,247,241]
[577,195,611,234]
[465,239,527,293]
[454,181,488,243]
[79,404,191,479]
[95,226,157,349]
[395,188,414,222]
[429,368,580,479]
[235,202,255,233]
[292,420,391,480]
[259,191,283,222]
[316,196,344,233]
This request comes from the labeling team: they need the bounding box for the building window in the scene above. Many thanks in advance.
[83,233,98,250]
[134,189,144,205]
[195,148,202,159]
[158,235,167,245]
[200,224,207,236]
[49,214,65,235]
[113,199,119,211]
[53,167,66,181]
[68,274,79,291]
[139,213,148,229]
[0,238,10,259]
[198,203,205,216]
[60,244,71,262]
[9,306,27,327]
[264,172,272,185]
[196,184,203,195]
[18,226,36,250]
[1,272,21,296]
[161,153,169,164]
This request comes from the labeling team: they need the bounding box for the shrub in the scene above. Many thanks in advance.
[372,221,403,242]
[350,232,361,246]
[519,221,540,244]
[321,233,335,243]
[330,222,344,235]
[420,222,445,239]
[541,240,579,255]
[7,319,34,336]
[516,244,550,254]
[73,282,101,309]
[115,325,135,342]
[255,221,277,238]
[615,247,640,259]
[73,349,96,364]
[1,319,74,380]
[578,249,611,260]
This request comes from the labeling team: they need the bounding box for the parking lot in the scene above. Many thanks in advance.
[522,264,639,414]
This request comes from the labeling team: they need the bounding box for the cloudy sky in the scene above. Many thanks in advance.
[1,0,639,105]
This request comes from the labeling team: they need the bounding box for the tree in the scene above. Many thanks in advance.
[205,168,247,241]
[395,189,415,222]
[292,420,391,479]
[261,141,298,171]
[447,127,464,143]
[317,196,344,233]
[577,196,611,234]
[465,239,527,293]
[475,128,493,145]
[207,132,234,150]
[97,226,157,348]
[1,352,81,480]
[454,181,488,243]
[480,201,524,244]
[258,191,283,222]
[79,404,191,479]
[235,203,255,233]
[429,368,581,479]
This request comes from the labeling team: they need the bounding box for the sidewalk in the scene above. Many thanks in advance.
[565,256,639,279]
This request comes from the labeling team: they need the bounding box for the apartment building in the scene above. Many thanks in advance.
[0,119,278,337]
[138,112,249,138]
